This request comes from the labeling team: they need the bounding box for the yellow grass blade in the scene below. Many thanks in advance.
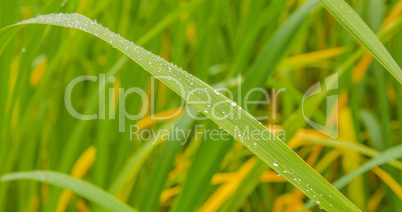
[353,1,402,84]
[260,171,286,182]
[135,108,184,130]
[306,145,323,166]
[367,187,386,212]
[274,190,306,212]
[371,167,402,199]
[314,150,341,173]
[339,107,365,208]
[57,146,96,212]
[200,158,255,212]
[160,186,180,203]
[278,47,347,71]
[29,57,47,87]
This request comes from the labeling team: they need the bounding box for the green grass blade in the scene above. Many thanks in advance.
[318,0,402,84]
[172,122,232,212]
[240,0,319,101]
[173,2,319,211]
[1,171,135,212]
[139,108,199,212]
[220,159,267,211]
[360,111,384,151]
[333,145,402,189]
[0,13,360,211]
[304,144,402,210]
[108,121,175,195]
[283,18,402,139]
[306,138,402,170]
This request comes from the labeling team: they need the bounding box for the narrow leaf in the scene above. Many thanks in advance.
[0,13,360,211]
[1,171,134,212]
[318,0,402,84]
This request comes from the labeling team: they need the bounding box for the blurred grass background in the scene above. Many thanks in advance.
[0,0,401,211]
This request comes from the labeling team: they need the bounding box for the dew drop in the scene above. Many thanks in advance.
[273,161,279,166]
[231,102,237,107]
[60,0,68,7]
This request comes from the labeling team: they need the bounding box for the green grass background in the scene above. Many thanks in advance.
[0,0,401,211]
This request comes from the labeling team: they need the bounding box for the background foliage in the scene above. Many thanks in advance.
[0,0,401,211]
